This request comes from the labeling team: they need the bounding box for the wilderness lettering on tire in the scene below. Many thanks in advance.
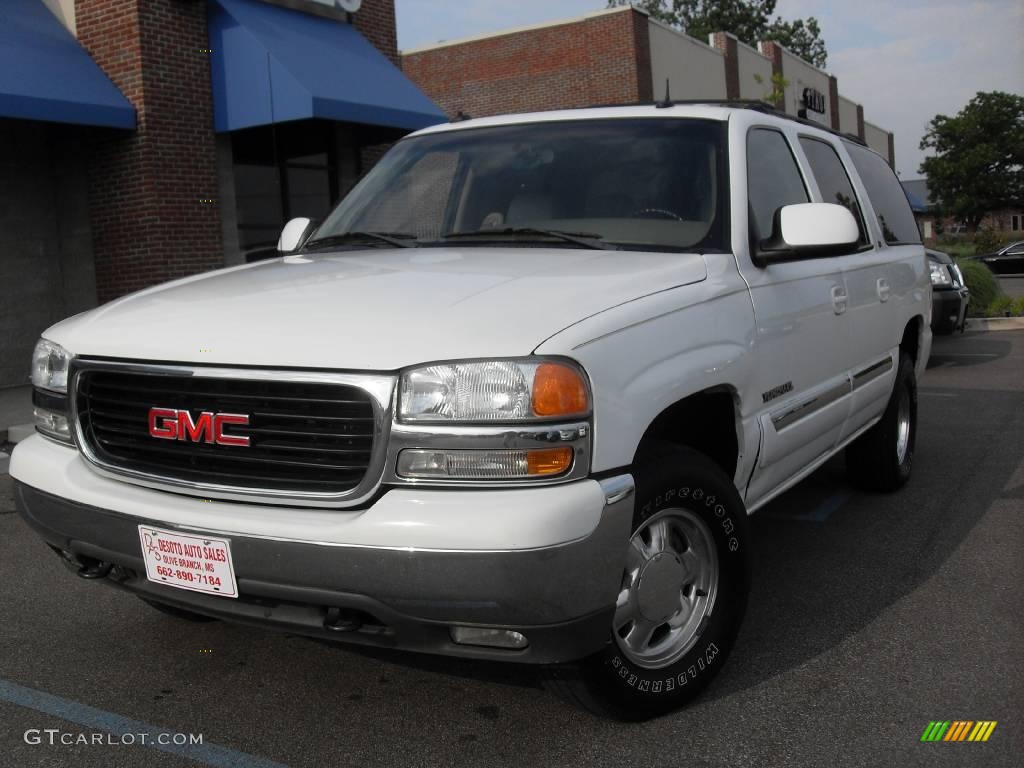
[547,447,750,720]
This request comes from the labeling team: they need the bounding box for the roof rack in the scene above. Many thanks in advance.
[579,98,869,147]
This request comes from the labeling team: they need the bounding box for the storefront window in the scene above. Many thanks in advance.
[231,121,338,256]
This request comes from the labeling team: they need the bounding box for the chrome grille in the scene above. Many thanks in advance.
[74,365,385,500]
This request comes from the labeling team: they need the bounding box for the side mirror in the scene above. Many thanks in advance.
[277,217,317,253]
[759,203,859,263]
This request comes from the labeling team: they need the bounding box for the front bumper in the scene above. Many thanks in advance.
[11,436,634,664]
[931,287,969,331]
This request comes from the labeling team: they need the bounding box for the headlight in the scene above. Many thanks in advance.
[30,339,73,444]
[31,339,71,393]
[929,262,951,287]
[399,360,590,423]
[951,263,965,288]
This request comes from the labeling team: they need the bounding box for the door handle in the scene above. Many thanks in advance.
[831,285,848,315]
[877,278,891,303]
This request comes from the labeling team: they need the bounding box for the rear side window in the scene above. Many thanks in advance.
[844,142,921,245]
[747,128,808,241]
[799,137,867,247]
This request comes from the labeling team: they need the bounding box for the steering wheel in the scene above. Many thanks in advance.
[631,207,684,221]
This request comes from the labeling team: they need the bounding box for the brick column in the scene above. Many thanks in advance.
[855,103,866,140]
[758,41,785,109]
[630,10,654,103]
[711,32,740,99]
[75,0,223,303]
[353,0,398,66]
[828,75,840,130]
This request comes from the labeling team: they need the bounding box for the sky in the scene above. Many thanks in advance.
[393,0,1024,179]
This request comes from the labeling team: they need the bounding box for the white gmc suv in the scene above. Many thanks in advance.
[12,104,930,720]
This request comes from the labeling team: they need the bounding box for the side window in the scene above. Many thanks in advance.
[747,128,809,242]
[799,137,868,247]
[844,142,921,245]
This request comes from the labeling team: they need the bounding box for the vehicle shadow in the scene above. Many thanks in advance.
[705,384,1022,700]
[926,336,1011,369]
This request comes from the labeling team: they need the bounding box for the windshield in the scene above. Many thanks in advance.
[313,118,728,252]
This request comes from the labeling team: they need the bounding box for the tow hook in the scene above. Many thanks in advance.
[323,607,363,633]
[49,547,115,580]
[76,560,114,579]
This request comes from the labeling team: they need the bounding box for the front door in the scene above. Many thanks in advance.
[739,126,853,507]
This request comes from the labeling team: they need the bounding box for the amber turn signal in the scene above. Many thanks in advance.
[526,447,574,476]
[532,363,589,418]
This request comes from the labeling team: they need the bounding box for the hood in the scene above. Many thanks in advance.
[46,247,707,371]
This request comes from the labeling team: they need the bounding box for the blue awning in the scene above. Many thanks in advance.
[904,190,928,213]
[208,0,447,133]
[0,0,135,129]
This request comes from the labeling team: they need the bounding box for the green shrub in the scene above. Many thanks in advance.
[987,295,1016,317]
[1015,297,1024,317]
[972,229,1002,255]
[934,240,974,259]
[956,258,1002,315]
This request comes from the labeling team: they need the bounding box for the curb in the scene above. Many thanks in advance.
[964,317,1024,333]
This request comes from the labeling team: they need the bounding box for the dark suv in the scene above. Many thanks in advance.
[928,249,969,334]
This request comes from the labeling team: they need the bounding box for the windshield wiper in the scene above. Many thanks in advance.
[302,231,418,250]
[440,227,617,251]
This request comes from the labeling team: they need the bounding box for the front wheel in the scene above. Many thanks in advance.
[546,447,750,720]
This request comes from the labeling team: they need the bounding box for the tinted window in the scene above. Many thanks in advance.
[844,142,921,245]
[747,129,808,241]
[318,119,727,252]
[799,137,867,246]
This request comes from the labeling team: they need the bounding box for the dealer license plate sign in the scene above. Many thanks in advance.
[138,526,238,598]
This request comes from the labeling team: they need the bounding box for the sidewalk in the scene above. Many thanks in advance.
[965,316,1024,333]
[0,384,32,444]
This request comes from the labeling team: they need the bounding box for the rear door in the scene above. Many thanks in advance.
[739,126,853,506]
[795,136,897,443]
[837,141,923,440]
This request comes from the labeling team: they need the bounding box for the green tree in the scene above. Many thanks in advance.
[919,91,1024,231]
[608,0,828,68]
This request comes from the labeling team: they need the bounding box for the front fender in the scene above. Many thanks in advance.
[535,274,756,479]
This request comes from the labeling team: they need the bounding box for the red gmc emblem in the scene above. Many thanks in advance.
[148,408,251,447]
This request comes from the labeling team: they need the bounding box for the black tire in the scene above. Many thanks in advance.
[931,319,955,336]
[845,352,917,492]
[545,446,750,720]
[139,597,218,623]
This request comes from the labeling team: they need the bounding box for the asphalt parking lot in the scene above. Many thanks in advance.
[1,331,1021,768]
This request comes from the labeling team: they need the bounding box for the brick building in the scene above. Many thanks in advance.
[0,0,444,387]
[403,7,895,163]
[902,178,1024,245]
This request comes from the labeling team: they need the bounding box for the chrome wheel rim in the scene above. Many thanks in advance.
[896,387,911,465]
[613,508,719,669]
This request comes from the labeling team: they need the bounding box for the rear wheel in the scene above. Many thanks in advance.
[846,352,917,491]
[546,447,750,720]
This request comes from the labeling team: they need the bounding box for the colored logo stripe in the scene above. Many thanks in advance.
[920,721,997,742]
[969,721,997,742]
[921,721,949,741]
